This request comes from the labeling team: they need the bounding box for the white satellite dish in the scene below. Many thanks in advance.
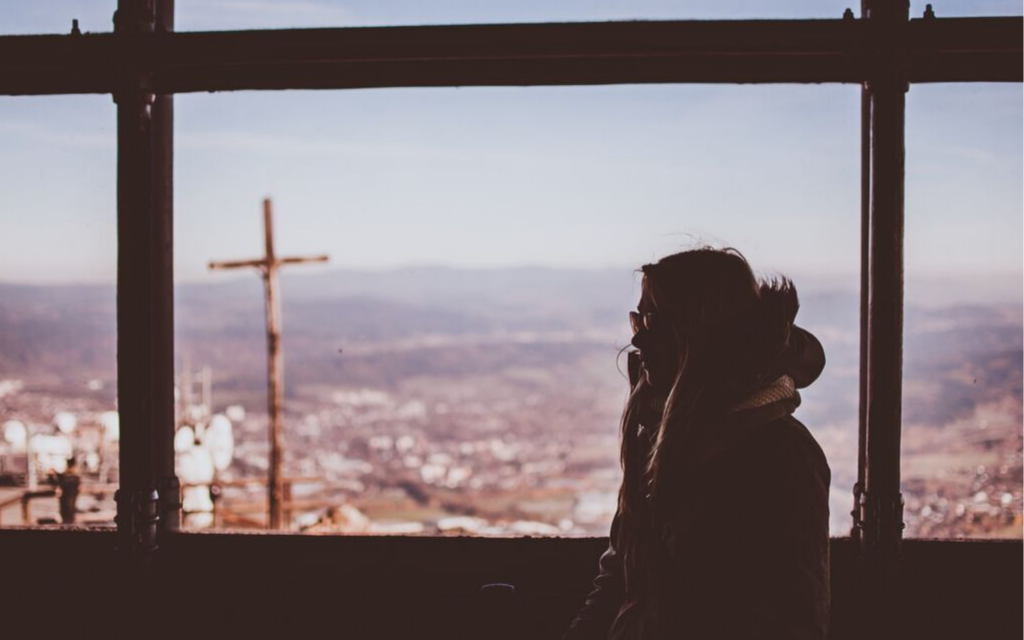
[177,447,215,485]
[182,485,214,514]
[3,420,27,447]
[100,411,120,442]
[225,405,246,422]
[209,414,231,432]
[206,414,234,472]
[174,426,196,453]
[53,412,77,435]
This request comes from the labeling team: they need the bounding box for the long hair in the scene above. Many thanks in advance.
[615,247,799,593]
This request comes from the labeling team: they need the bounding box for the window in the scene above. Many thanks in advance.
[0,0,1019,560]
[0,95,118,527]
[169,85,860,534]
[0,2,113,36]
[902,83,1023,538]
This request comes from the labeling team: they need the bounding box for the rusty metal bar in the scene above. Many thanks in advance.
[19,490,57,524]
[853,74,870,542]
[862,0,908,563]
[906,15,1024,82]
[859,2,909,636]
[114,0,171,561]
[863,76,908,543]
[192,476,326,488]
[0,17,1020,96]
[153,0,180,536]
[1,485,119,526]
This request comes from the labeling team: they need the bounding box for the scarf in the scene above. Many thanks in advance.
[726,374,799,414]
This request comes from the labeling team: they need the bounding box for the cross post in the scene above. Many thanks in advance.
[209,198,329,529]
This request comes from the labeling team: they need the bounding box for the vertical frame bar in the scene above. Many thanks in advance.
[860,2,908,634]
[114,0,177,560]
[854,45,871,544]
[153,0,179,535]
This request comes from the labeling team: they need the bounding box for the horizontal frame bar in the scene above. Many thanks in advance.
[1,17,1020,95]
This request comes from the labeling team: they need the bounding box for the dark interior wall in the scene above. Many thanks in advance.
[0,529,1019,640]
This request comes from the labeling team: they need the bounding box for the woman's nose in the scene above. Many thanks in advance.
[631,332,644,350]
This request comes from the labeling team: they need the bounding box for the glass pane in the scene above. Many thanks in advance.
[0,95,117,527]
[174,85,859,534]
[903,83,1023,538]
[176,0,854,31]
[0,1,113,35]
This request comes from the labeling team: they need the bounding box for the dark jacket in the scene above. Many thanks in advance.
[562,402,831,640]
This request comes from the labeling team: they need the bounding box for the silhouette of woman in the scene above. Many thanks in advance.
[561,247,831,640]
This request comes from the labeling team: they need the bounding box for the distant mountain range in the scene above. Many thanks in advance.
[0,267,1020,428]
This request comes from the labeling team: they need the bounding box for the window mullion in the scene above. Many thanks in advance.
[113,0,177,562]
[859,0,908,619]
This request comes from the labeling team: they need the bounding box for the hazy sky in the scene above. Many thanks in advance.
[0,1,1020,286]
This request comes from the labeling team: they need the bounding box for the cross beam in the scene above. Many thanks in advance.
[0,17,1020,96]
[210,199,328,530]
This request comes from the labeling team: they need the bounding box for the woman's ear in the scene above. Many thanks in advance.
[784,326,826,389]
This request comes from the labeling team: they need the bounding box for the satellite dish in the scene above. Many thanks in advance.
[225,405,246,422]
[206,414,234,472]
[177,447,215,485]
[3,420,27,447]
[53,412,77,435]
[174,426,196,453]
[100,411,120,442]
[209,414,231,432]
[182,485,214,514]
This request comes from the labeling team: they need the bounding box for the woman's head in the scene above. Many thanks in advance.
[617,247,801,574]
[630,248,796,397]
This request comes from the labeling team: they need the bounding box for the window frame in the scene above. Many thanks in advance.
[0,0,1020,595]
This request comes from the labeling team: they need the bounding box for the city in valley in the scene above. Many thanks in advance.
[1,268,1021,538]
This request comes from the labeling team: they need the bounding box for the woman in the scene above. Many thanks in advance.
[562,248,831,640]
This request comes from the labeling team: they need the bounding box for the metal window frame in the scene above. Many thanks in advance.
[0,14,1020,93]
[0,0,1020,596]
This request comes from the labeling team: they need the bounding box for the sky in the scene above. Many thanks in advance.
[0,1,1021,291]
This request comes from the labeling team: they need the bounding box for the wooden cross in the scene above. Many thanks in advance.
[209,198,328,530]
